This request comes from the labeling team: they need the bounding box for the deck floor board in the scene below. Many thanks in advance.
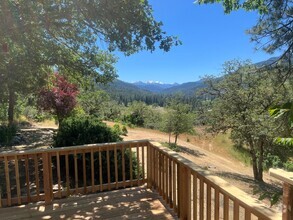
[0,186,177,220]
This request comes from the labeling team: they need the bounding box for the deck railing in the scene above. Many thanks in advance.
[0,140,284,219]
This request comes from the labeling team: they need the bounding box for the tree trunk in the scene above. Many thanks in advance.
[8,87,15,126]
[257,141,264,182]
[174,134,178,145]
[168,132,171,144]
[250,142,263,182]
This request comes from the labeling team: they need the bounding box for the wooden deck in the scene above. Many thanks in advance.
[0,186,177,220]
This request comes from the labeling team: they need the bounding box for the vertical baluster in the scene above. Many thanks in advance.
[34,154,40,200]
[245,209,251,220]
[122,145,126,188]
[169,158,173,207]
[74,150,78,193]
[233,200,240,220]
[199,177,204,220]
[136,144,140,185]
[224,194,229,220]
[173,161,177,212]
[65,153,70,196]
[107,148,110,190]
[130,146,133,187]
[91,149,94,193]
[215,187,220,220]
[82,151,87,194]
[99,150,103,191]
[193,173,198,220]
[14,155,21,204]
[114,145,118,189]
[25,155,30,203]
[206,181,212,220]
[4,156,11,206]
[56,152,61,198]
[142,145,145,182]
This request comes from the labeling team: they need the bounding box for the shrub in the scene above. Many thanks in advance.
[53,116,140,186]
[53,116,122,147]
[0,124,17,146]
[121,125,128,136]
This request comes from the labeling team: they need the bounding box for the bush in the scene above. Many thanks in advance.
[121,125,128,136]
[53,116,140,186]
[53,116,122,147]
[0,124,17,146]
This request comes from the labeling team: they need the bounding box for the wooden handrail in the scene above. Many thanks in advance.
[0,140,283,219]
[148,141,282,220]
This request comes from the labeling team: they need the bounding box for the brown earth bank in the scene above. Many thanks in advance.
[1,121,283,212]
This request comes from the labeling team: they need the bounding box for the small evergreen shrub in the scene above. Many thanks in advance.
[0,124,17,146]
[53,116,139,187]
[53,116,122,147]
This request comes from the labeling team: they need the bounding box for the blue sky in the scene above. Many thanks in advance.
[115,0,280,84]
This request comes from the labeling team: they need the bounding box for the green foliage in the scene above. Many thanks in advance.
[78,90,110,118]
[121,125,128,136]
[262,153,282,171]
[162,95,195,144]
[284,161,293,172]
[0,124,17,146]
[53,116,122,147]
[203,60,290,181]
[0,0,179,124]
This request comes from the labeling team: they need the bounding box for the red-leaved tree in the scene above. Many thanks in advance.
[38,73,79,126]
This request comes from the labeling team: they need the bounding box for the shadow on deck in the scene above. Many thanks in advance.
[0,186,177,220]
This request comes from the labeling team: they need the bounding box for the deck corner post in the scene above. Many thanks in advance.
[42,152,53,205]
[283,182,293,220]
[178,163,189,220]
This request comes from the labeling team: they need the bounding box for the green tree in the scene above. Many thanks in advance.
[203,60,289,181]
[163,96,194,145]
[0,0,180,124]
[78,90,110,117]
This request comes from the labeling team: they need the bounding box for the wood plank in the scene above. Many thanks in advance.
[224,194,229,220]
[136,144,140,185]
[169,158,172,207]
[56,152,61,198]
[74,150,78,193]
[14,155,21,205]
[193,173,197,220]
[25,155,30,203]
[82,152,87,194]
[122,145,126,188]
[65,153,70,196]
[4,156,11,206]
[130,147,133,187]
[233,200,240,220]
[173,160,177,213]
[199,176,204,220]
[114,145,118,189]
[42,152,52,204]
[99,150,103,191]
[33,154,40,200]
[142,145,145,181]
[214,187,220,220]
[106,149,110,191]
[91,149,94,193]
[206,181,211,220]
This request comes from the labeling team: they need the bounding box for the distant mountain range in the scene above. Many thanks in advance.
[97,57,285,105]
[131,80,205,95]
[132,81,179,93]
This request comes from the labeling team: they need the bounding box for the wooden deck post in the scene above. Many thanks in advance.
[270,168,293,220]
[42,152,53,205]
[178,164,190,220]
[283,183,293,220]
